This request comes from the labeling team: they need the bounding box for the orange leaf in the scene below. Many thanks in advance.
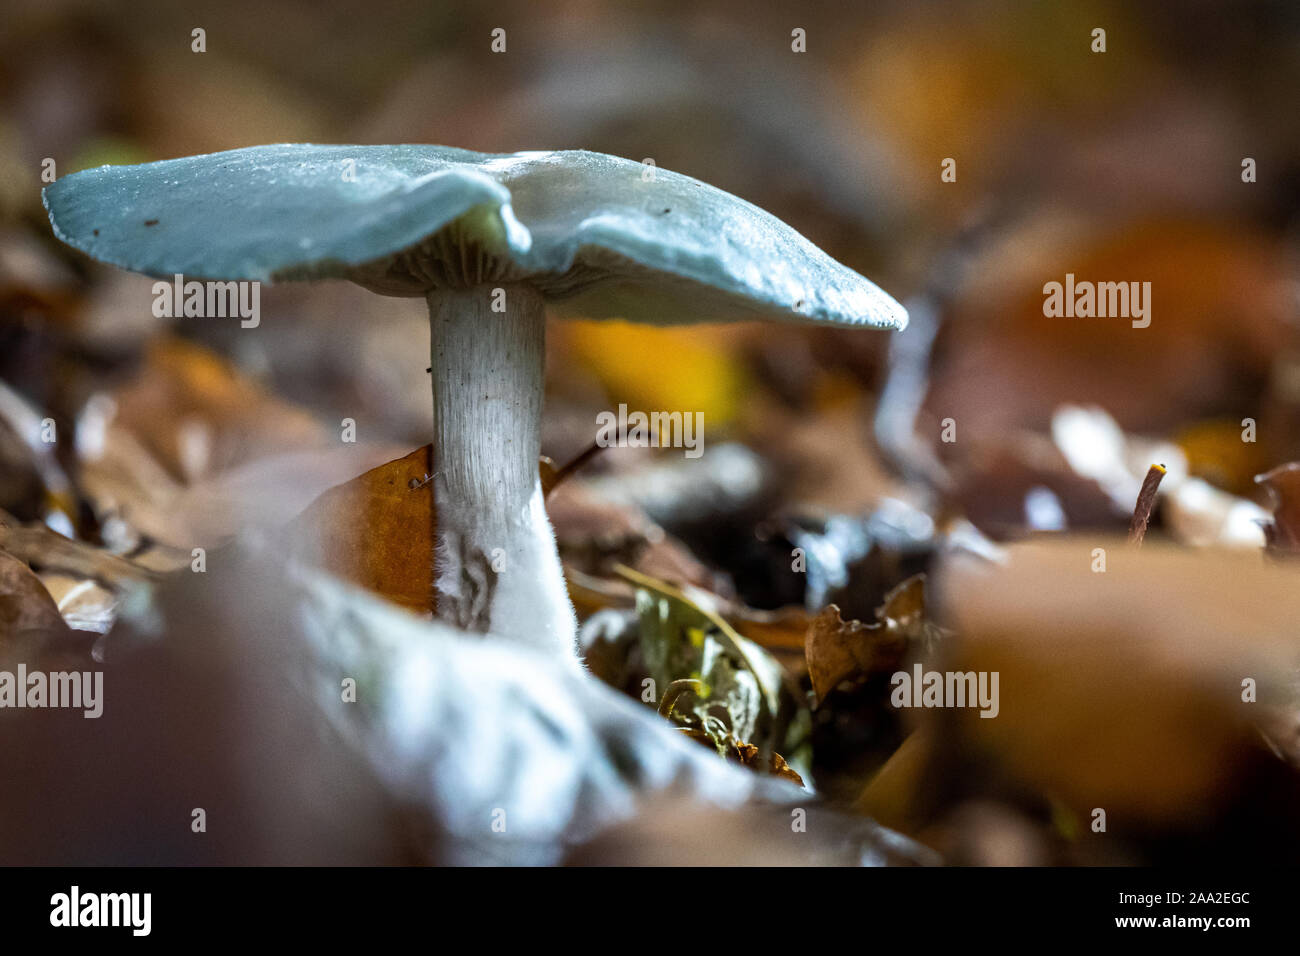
[286,445,435,615]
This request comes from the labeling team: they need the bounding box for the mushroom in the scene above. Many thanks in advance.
[43,144,906,658]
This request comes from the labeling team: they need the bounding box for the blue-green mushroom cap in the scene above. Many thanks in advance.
[43,143,906,329]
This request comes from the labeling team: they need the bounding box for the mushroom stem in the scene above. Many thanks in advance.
[427,284,577,657]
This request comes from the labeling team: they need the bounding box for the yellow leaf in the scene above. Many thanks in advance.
[564,320,746,426]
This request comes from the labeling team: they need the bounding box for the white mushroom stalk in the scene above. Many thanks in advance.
[428,284,575,653]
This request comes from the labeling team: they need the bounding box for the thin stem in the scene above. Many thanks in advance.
[1128,463,1166,546]
[541,438,607,498]
[426,284,577,656]
[430,285,543,511]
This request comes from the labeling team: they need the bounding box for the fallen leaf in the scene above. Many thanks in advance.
[931,539,1300,828]
[1175,418,1275,497]
[1053,404,1268,548]
[0,550,74,642]
[727,604,813,674]
[735,741,805,786]
[109,337,328,484]
[286,445,436,615]
[0,507,150,586]
[805,574,938,704]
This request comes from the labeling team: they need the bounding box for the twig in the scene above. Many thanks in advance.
[1128,463,1167,546]
[540,439,606,498]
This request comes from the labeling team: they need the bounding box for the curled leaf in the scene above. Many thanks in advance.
[805,573,939,704]
[735,742,806,787]
[0,550,74,643]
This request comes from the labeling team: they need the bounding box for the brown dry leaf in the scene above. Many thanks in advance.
[0,507,150,586]
[882,572,926,624]
[0,379,78,526]
[110,337,328,485]
[670,701,806,787]
[564,567,633,623]
[805,574,928,703]
[734,741,806,787]
[0,550,73,642]
[932,539,1300,826]
[286,445,436,615]
[537,442,606,500]
[81,336,400,550]
[1052,405,1268,548]
[1257,462,1300,554]
[806,606,887,704]
[671,726,804,785]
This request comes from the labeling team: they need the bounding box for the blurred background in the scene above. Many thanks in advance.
[3,0,1300,866]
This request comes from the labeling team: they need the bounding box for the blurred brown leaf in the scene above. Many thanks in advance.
[0,507,149,586]
[0,550,73,642]
[933,539,1300,827]
[926,222,1294,443]
[110,337,327,485]
[854,726,934,836]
